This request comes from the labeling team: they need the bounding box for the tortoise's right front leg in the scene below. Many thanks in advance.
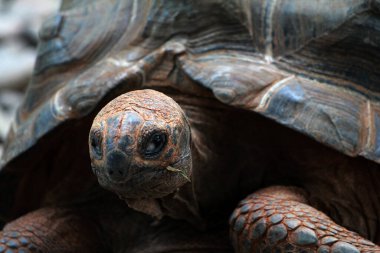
[230,186,380,253]
[0,207,105,253]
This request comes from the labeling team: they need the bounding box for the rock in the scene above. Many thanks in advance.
[0,13,24,39]
[0,90,23,141]
[0,0,60,41]
[0,0,60,90]
[0,41,36,89]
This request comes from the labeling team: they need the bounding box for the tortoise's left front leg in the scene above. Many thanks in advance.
[230,186,380,253]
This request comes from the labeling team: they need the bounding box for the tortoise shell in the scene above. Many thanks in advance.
[1,0,380,181]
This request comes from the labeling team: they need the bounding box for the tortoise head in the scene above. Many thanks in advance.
[89,89,192,199]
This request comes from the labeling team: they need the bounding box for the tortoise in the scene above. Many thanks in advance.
[1,0,380,252]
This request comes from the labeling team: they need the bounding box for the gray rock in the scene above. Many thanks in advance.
[0,41,36,89]
[1,0,60,40]
[0,0,60,90]
[0,13,24,39]
[0,90,23,140]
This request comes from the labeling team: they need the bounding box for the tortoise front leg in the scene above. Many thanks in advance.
[230,186,379,253]
[0,207,105,253]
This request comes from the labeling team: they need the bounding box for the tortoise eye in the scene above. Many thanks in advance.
[143,132,167,158]
[90,130,103,159]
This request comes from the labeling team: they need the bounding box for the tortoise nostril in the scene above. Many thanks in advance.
[105,151,130,182]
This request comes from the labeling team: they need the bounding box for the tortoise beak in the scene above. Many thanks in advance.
[104,150,132,182]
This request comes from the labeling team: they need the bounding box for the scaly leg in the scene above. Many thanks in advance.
[0,207,104,253]
[230,186,380,253]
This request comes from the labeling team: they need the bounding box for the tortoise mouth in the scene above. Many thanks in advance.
[93,154,191,199]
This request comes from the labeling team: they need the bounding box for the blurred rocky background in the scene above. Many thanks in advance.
[0,0,60,158]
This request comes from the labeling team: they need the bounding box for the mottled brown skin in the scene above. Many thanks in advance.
[90,89,380,253]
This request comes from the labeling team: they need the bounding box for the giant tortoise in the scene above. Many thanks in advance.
[1,0,380,252]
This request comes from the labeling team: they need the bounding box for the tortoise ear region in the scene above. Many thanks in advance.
[105,150,131,182]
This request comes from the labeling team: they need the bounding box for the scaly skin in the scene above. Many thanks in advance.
[230,186,380,253]
[0,208,104,253]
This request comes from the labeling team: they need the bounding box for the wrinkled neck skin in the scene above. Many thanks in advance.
[123,166,197,223]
